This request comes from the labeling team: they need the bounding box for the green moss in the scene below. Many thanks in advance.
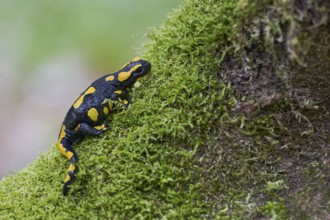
[1,0,330,219]
[259,201,288,220]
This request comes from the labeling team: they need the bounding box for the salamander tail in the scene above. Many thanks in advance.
[57,125,79,196]
[63,163,78,196]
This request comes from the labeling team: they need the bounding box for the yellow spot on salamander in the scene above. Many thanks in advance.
[114,90,122,94]
[68,164,75,172]
[95,124,106,131]
[64,165,75,183]
[74,124,81,131]
[123,100,128,105]
[118,71,131,82]
[57,125,67,157]
[132,56,141,62]
[65,174,71,182]
[118,98,123,102]
[118,64,142,82]
[106,75,114,81]
[88,108,99,122]
[103,107,109,115]
[73,87,96,109]
[67,151,74,160]
[120,57,140,70]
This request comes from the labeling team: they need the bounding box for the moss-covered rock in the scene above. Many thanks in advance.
[1,0,329,219]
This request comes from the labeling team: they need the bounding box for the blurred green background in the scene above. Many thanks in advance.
[0,0,180,72]
[0,0,181,178]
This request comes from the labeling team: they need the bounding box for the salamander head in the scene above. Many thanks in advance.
[109,57,151,87]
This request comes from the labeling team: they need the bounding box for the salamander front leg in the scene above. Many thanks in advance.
[118,96,131,108]
[78,122,110,136]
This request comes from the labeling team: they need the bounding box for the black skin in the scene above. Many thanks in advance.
[57,58,151,195]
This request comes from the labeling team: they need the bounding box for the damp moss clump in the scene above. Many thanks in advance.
[1,0,330,219]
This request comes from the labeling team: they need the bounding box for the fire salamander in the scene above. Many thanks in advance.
[56,57,151,195]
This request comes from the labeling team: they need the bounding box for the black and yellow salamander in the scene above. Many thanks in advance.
[56,57,151,195]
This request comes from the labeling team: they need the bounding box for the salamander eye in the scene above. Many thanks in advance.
[135,66,143,74]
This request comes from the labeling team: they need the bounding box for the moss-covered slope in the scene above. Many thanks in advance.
[1,0,330,219]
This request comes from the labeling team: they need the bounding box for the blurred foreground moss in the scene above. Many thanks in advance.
[1,0,330,219]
